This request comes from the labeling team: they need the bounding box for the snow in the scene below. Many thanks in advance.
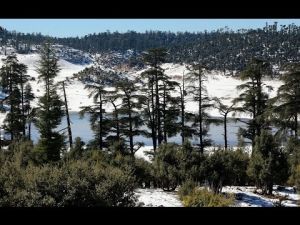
[134,185,299,207]
[0,53,93,112]
[223,186,299,207]
[135,188,183,207]
[135,146,154,162]
[0,52,284,119]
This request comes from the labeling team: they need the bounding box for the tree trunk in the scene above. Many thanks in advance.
[163,83,167,143]
[128,98,134,156]
[198,69,203,153]
[9,68,13,141]
[181,73,185,144]
[63,81,73,149]
[224,114,228,150]
[20,75,25,136]
[156,68,162,145]
[99,91,103,150]
[295,113,298,138]
[151,80,157,151]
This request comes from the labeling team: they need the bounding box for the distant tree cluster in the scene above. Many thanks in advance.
[1,23,300,72]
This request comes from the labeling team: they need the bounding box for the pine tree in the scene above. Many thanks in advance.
[233,58,272,148]
[247,130,289,195]
[24,83,35,140]
[186,63,213,153]
[116,77,145,157]
[142,48,167,149]
[34,43,65,162]
[0,54,29,140]
[106,89,125,154]
[272,63,300,138]
[213,97,235,150]
[77,59,115,150]
[160,75,180,143]
[175,70,195,144]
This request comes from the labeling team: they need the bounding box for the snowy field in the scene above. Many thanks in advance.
[134,186,299,207]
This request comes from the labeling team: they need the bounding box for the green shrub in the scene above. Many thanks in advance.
[153,143,181,191]
[177,141,206,183]
[181,188,234,207]
[203,148,249,194]
[0,149,137,206]
[134,158,154,188]
[178,180,197,200]
[247,131,289,195]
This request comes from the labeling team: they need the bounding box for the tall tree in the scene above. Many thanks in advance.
[272,63,300,138]
[186,63,213,153]
[233,58,272,148]
[24,83,35,140]
[213,97,235,150]
[176,70,195,144]
[77,59,116,150]
[142,48,167,148]
[34,43,65,162]
[116,77,145,157]
[0,54,29,140]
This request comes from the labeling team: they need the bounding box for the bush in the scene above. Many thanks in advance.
[177,141,206,183]
[134,158,154,188]
[0,148,137,206]
[181,188,234,207]
[287,137,300,186]
[247,131,289,195]
[178,180,198,200]
[203,148,249,194]
[152,143,181,191]
[292,165,300,192]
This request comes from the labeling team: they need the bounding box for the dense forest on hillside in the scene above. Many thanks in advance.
[1,22,299,72]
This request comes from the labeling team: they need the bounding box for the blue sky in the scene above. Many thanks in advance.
[0,19,299,38]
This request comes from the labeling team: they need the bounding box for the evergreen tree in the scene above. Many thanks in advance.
[77,58,115,150]
[272,63,300,138]
[186,63,213,153]
[142,48,167,149]
[247,130,289,195]
[233,58,272,148]
[175,71,195,144]
[213,97,235,149]
[34,43,65,162]
[115,77,145,157]
[24,83,35,140]
[0,54,29,140]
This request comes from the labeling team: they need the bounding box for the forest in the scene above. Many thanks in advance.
[1,22,300,72]
[0,28,300,206]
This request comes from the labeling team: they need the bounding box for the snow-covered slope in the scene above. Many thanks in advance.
[0,52,283,118]
[0,53,93,112]
[161,63,283,119]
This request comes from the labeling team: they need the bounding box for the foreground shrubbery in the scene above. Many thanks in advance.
[178,185,234,207]
[0,141,137,207]
[152,143,249,193]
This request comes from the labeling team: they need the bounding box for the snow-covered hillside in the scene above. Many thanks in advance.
[0,53,93,112]
[0,51,283,118]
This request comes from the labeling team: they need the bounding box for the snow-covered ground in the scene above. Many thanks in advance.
[135,188,183,207]
[223,186,299,207]
[134,186,299,207]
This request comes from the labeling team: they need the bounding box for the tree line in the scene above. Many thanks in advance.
[0,43,300,201]
[1,22,300,72]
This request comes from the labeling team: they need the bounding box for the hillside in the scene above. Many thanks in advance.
[0,49,283,119]
[1,22,299,72]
